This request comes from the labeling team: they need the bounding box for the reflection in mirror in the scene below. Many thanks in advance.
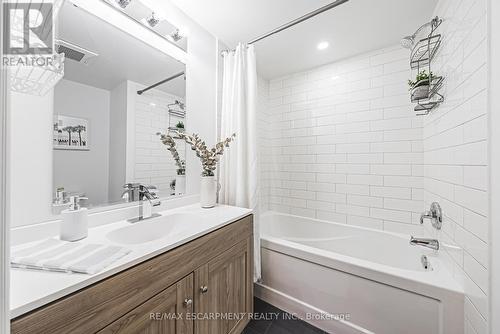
[52,1,186,211]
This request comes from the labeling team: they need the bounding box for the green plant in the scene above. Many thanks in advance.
[176,121,184,129]
[408,70,433,90]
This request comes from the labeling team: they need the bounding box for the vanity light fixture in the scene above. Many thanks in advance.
[167,29,184,42]
[317,41,329,50]
[142,11,160,28]
[69,0,187,63]
[115,0,132,9]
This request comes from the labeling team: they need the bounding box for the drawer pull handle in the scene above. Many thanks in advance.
[184,298,193,307]
[200,286,208,293]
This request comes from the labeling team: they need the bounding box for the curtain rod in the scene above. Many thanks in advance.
[221,0,349,54]
[137,71,185,95]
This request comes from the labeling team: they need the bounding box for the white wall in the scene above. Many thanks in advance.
[1,3,10,325]
[108,81,128,202]
[262,45,424,234]
[185,33,218,194]
[489,0,500,332]
[10,91,54,227]
[422,0,489,333]
[53,79,111,206]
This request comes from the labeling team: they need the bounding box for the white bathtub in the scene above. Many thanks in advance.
[256,212,464,334]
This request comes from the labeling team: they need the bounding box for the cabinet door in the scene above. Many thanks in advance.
[194,238,253,334]
[98,274,194,334]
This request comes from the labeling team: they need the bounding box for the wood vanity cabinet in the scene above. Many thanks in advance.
[11,214,253,334]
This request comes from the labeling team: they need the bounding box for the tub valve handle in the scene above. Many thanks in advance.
[420,202,442,230]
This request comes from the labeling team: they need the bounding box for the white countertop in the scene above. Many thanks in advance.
[10,204,252,318]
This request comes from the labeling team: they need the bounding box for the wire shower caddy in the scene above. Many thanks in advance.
[409,16,444,116]
[167,100,186,138]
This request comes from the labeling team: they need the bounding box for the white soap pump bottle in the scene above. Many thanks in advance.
[60,196,88,242]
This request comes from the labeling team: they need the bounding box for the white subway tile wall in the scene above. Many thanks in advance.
[258,77,273,211]
[261,44,424,235]
[134,90,185,196]
[422,0,488,333]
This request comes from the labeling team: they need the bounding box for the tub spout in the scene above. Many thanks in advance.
[410,236,439,250]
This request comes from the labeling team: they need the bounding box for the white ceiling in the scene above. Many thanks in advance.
[170,0,438,78]
[57,1,186,96]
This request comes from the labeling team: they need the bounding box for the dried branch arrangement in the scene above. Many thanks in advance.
[176,131,236,177]
[157,132,186,175]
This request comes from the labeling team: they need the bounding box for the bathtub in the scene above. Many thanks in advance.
[256,212,464,334]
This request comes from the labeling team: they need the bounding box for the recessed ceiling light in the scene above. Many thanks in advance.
[149,102,157,107]
[317,41,329,50]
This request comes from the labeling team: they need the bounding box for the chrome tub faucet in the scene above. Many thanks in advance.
[410,236,440,251]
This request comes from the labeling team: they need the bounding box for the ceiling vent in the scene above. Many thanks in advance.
[55,39,98,65]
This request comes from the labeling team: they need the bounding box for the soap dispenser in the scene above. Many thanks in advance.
[60,196,88,242]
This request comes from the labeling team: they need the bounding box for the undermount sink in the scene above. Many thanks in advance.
[106,213,200,245]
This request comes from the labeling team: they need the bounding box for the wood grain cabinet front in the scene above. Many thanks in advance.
[194,239,253,334]
[11,214,253,334]
[98,274,194,334]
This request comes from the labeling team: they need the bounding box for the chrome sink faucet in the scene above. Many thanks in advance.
[410,236,439,250]
[122,183,141,202]
[122,183,161,223]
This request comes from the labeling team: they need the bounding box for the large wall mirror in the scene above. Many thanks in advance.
[52,0,187,211]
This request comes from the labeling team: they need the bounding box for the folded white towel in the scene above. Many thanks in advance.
[11,238,131,275]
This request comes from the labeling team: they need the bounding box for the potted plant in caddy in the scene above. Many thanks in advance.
[408,70,432,101]
[158,131,236,207]
[175,121,185,133]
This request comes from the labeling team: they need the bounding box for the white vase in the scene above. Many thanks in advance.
[200,176,217,208]
[175,175,186,195]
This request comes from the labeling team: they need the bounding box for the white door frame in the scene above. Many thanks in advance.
[0,0,10,332]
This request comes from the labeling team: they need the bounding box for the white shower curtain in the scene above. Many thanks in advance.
[219,43,261,281]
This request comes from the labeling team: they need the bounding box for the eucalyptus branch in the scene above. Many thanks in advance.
[157,132,186,175]
[175,131,236,177]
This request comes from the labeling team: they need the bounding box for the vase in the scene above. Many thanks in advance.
[200,176,217,208]
[175,175,186,195]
